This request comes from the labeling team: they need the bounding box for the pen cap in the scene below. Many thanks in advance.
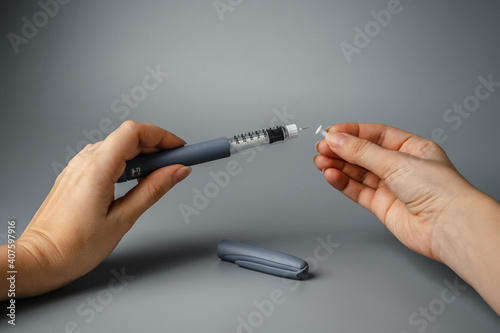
[217,239,309,280]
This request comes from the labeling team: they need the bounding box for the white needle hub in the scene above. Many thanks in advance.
[315,125,328,137]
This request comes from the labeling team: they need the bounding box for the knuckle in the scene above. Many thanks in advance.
[54,168,66,184]
[66,152,97,175]
[120,120,139,132]
[406,137,444,159]
[350,139,372,161]
[358,169,370,183]
[383,162,409,183]
[147,179,166,203]
[416,138,442,157]
[83,143,94,151]
[67,153,85,169]
[382,154,418,184]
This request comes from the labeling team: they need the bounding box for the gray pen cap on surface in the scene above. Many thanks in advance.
[217,239,309,280]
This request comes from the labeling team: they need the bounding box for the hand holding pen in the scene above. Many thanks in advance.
[0,121,192,299]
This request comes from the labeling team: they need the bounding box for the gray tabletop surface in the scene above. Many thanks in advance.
[1,0,499,332]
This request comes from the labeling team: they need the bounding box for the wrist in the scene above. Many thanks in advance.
[435,188,500,313]
[436,188,494,268]
[13,236,68,298]
[0,238,49,301]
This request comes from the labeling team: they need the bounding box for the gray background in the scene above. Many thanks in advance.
[1,0,499,332]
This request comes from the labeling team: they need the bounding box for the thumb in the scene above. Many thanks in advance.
[112,165,192,226]
[325,131,412,183]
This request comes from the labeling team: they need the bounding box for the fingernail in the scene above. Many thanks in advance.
[313,154,319,163]
[326,132,347,149]
[173,166,192,185]
[176,134,187,146]
[315,140,322,152]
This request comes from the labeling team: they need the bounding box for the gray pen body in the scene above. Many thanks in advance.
[117,137,230,183]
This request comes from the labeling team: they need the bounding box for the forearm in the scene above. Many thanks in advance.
[439,190,500,315]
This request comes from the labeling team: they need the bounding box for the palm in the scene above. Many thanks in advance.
[373,183,436,259]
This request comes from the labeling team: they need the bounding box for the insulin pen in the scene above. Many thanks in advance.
[117,124,307,183]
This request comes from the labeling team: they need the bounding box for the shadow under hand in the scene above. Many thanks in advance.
[8,235,221,315]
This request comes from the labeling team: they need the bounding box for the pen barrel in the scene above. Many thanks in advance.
[117,137,231,183]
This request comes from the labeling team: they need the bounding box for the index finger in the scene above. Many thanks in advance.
[326,123,451,163]
[326,123,418,152]
[317,123,416,159]
[106,120,186,160]
[97,121,186,176]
